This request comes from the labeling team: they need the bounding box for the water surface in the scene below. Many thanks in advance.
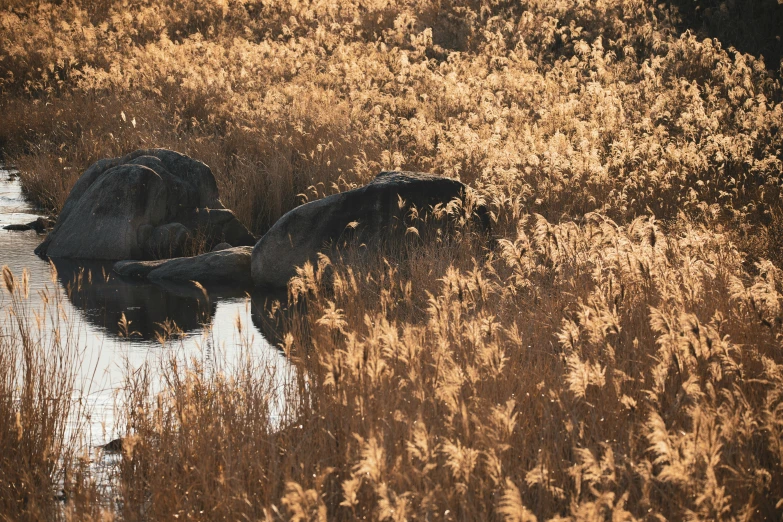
[0,166,294,447]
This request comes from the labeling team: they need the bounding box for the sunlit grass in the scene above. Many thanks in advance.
[1,0,783,518]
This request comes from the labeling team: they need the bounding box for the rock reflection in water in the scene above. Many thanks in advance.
[249,287,295,350]
[51,257,216,341]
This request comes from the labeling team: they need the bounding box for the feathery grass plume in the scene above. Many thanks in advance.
[281,481,327,522]
[2,265,15,294]
[498,479,537,522]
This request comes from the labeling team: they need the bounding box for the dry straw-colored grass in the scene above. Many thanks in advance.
[0,266,101,521]
[2,0,783,519]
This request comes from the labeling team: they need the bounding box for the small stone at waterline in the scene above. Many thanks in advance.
[3,224,32,231]
[3,217,55,233]
[100,438,123,454]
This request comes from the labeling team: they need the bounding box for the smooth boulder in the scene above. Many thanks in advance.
[114,246,253,285]
[212,242,233,252]
[36,149,255,260]
[251,171,478,288]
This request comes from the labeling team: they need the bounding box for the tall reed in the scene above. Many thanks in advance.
[96,209,783,520]
[0,265,100,521]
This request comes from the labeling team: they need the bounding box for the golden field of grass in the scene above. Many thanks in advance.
[2,0,783,519]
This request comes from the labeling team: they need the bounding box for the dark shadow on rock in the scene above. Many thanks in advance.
[667,0,783,73]
[51,257,216,341]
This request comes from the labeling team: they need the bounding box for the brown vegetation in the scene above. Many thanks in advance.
[0,267,99,521]
[2,0,783,519]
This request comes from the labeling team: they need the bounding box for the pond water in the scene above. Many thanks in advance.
[0,165,294,448]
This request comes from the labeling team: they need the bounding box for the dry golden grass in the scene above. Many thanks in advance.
[263,211,783,520]
[2,0,783,519]
[2,0,781,236]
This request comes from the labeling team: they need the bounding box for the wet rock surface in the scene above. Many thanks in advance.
[114,246,253,285]
[35,149,255,260]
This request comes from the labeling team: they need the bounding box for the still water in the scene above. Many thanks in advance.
[0,166,294,447]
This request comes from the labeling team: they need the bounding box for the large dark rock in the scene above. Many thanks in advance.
[35,149,256,260]
[251,171,480,288]
[114,246,253,285]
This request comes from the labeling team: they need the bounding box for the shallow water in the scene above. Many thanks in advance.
[0,166,294,447]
